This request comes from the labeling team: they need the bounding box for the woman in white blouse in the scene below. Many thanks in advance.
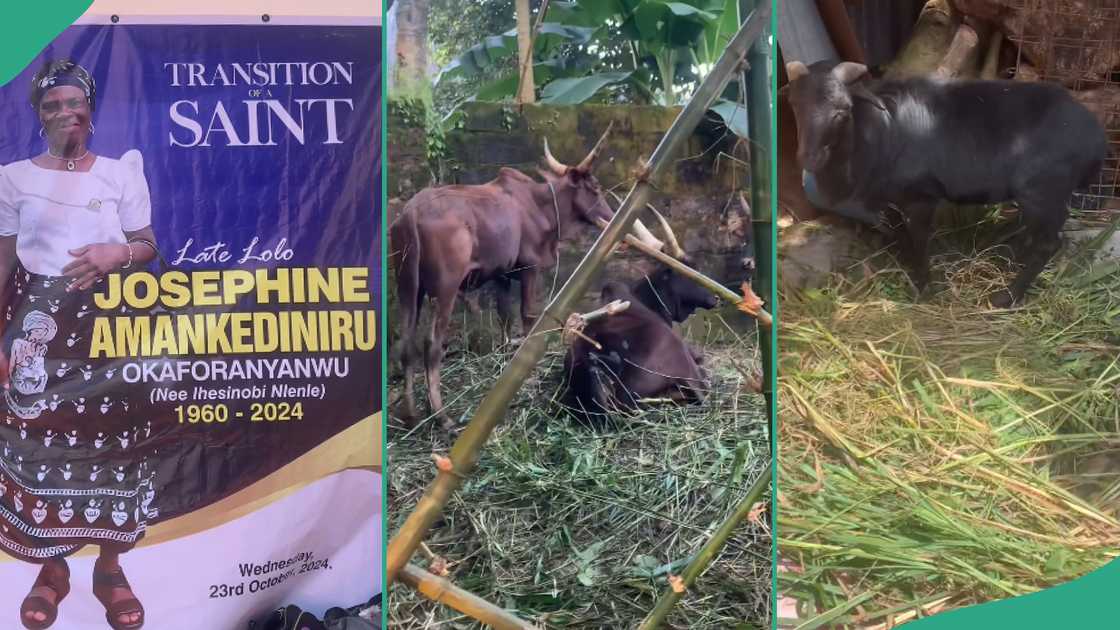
[0,60,156,630]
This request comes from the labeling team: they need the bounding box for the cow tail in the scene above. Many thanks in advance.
[393,209,423,352]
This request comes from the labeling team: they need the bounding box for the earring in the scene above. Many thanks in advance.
[38,128,44,139]
[89,122,95,136]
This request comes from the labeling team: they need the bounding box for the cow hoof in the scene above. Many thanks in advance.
[987,289,1015,309]
[913,284,934,303]
[393,405,419,428]
[437,415,458,434]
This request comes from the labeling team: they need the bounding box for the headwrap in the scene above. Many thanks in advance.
[22,310,58,343]
[29,59,96,111]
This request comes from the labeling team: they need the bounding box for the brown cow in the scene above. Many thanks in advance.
[390,125,664,429]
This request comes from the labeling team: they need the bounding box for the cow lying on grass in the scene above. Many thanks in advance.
[560,268,718,424]
[784,60,1106,307]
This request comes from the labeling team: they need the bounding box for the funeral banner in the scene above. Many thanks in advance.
[0,12,381,630]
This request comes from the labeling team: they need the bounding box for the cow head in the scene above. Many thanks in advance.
[637,264,719,324]
[785,60,869,173]
[600,280,635,304]
[542,123,664,250]
[543,123,616,228]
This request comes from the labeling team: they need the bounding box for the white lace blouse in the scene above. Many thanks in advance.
[0,149,152,276]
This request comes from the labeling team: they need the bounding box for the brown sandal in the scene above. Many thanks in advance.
[20,559,70,630]
[92,563,145,630]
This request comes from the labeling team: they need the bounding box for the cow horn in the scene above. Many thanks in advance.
[786,61,809,81]
[629,218,665,252]
[576,120,614,172]
[542,138,568,175]
[649,206,686,259]
[832,61,868,84]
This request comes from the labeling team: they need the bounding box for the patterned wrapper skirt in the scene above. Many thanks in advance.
[0,270,155,563]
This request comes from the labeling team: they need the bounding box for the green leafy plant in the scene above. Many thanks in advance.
[389,98,463,179]
[438,0,742,107]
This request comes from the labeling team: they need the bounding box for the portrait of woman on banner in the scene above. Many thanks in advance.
[0,59,159,630]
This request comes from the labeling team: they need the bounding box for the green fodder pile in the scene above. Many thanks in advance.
[388,309,771,630]
[778,241,1120,629]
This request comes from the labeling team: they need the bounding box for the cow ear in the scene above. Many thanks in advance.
[785,61,809,81]
[832,62,869,85]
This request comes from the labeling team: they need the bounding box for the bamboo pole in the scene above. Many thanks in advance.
[636,10,777,627]
[399,563,541,630]
[636,465,773,630]
[386,5,772,586]
[595,217,773,328]
[742,0,776,444]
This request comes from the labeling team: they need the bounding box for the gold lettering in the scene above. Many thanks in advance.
[253,313,279,352]
[193,271,222,306]
[307,268,341,303]
[151,315,180,355]
[93,275,122,310]
[115,316,151,357]
[89,317,116,358]
[123,273,159,309]
[160,272,192,308]
[330,310,353,350]
[354,309,376,351]
[341,267,370,302]
[254,268,289,304]
[222,270,255,305]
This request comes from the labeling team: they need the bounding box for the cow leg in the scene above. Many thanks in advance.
[519,270,540,334]
[675,369,710,405]
[424,291,459,431]
[462,290,482,317]
[901,203,936,295]
[494,276,515,342]
[993,190,1069,307]
[395,290,423,427]
[687,343,705,367]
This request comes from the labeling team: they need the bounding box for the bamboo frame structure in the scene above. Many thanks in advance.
[388,6,775,626]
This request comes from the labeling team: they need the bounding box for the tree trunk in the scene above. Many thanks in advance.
[886,0,956,78]
[516,0,536,103]
[934,19,986,79]
[394,0,431,98]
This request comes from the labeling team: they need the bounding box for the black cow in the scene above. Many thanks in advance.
[561,280,710,424]
[785,60,1107,307]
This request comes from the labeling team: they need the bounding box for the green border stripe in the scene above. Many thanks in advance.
[0,4,93,85]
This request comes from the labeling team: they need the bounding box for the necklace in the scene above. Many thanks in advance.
[46,148,89,172]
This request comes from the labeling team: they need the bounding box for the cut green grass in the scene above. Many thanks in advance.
[388,307,771,629]
[778,234,1120,629]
